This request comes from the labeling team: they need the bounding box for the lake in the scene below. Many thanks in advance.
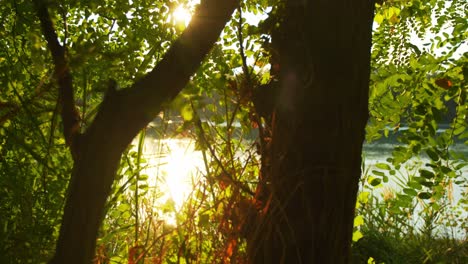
[131,126,467,236]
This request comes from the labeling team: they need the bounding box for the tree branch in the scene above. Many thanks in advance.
[33,0,80,159]
[122,0,240,126]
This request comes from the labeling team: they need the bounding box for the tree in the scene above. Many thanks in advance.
[2,0,465,263]
[2,0,374,262]
[31,0,238,263]
[245,0,375,262]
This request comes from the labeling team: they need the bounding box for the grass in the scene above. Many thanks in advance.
[352,229,468,263]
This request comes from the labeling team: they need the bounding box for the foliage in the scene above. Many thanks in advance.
[0,0,466,263]
[352,229,468,264]
[0,1,72,261]
[352,161,468,263]
[355,0,467,262]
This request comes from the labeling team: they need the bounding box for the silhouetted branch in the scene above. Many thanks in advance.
[33,0,80,159]
[122,0,240,127]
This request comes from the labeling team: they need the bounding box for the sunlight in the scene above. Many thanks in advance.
[163,140,204,210]
[138,138,205,226]
[173,6,192,27]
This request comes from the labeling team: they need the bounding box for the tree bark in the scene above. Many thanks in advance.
[45,1,239,263]
[248,0,374,263]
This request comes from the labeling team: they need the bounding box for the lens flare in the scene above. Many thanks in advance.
[173,6,192,27]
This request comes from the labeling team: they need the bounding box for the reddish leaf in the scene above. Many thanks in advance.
[435,78,452,89]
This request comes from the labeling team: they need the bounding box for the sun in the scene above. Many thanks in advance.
[173,6,193,27]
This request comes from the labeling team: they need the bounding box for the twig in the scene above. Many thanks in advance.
[236,6,251,81]
[192,104,254,196]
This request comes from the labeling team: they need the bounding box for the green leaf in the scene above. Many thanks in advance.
[109,256,125,263]
[352,230,363,242]
[420,180,433,187]
[372,170,385,177]
[426,149,439,161]
[354,215,364,227]
[453,125,465,135]
[374,13,384,24]
[117,203,130,212]
[181,104,194,121]
[459,131,468,139]
[420,169,435,179]
[375,163,391,170]
[198,214,210,227]
[138,174,149,181]
[403,188,417,196]
[369,178,382,186]
[383,175,389,183]
[418,192,432,199]
[440,166,452,174]
[408,180,422,190]
[396,194,413,205]
[357,191,370,204]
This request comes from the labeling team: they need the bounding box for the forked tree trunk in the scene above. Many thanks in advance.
[248,0,374,263]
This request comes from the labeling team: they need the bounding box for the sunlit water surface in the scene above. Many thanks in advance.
[133,136,466,236]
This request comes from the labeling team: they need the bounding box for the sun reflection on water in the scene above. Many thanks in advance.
[140,138,205,226]
[163,140,204,209]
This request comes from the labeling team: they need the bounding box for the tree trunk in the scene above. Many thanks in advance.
[248,0,374,263]
[49,103,133,264]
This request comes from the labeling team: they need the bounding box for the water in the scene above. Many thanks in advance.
[363,141,467,198]
[133,132,467,236]
[363,140,467,239]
